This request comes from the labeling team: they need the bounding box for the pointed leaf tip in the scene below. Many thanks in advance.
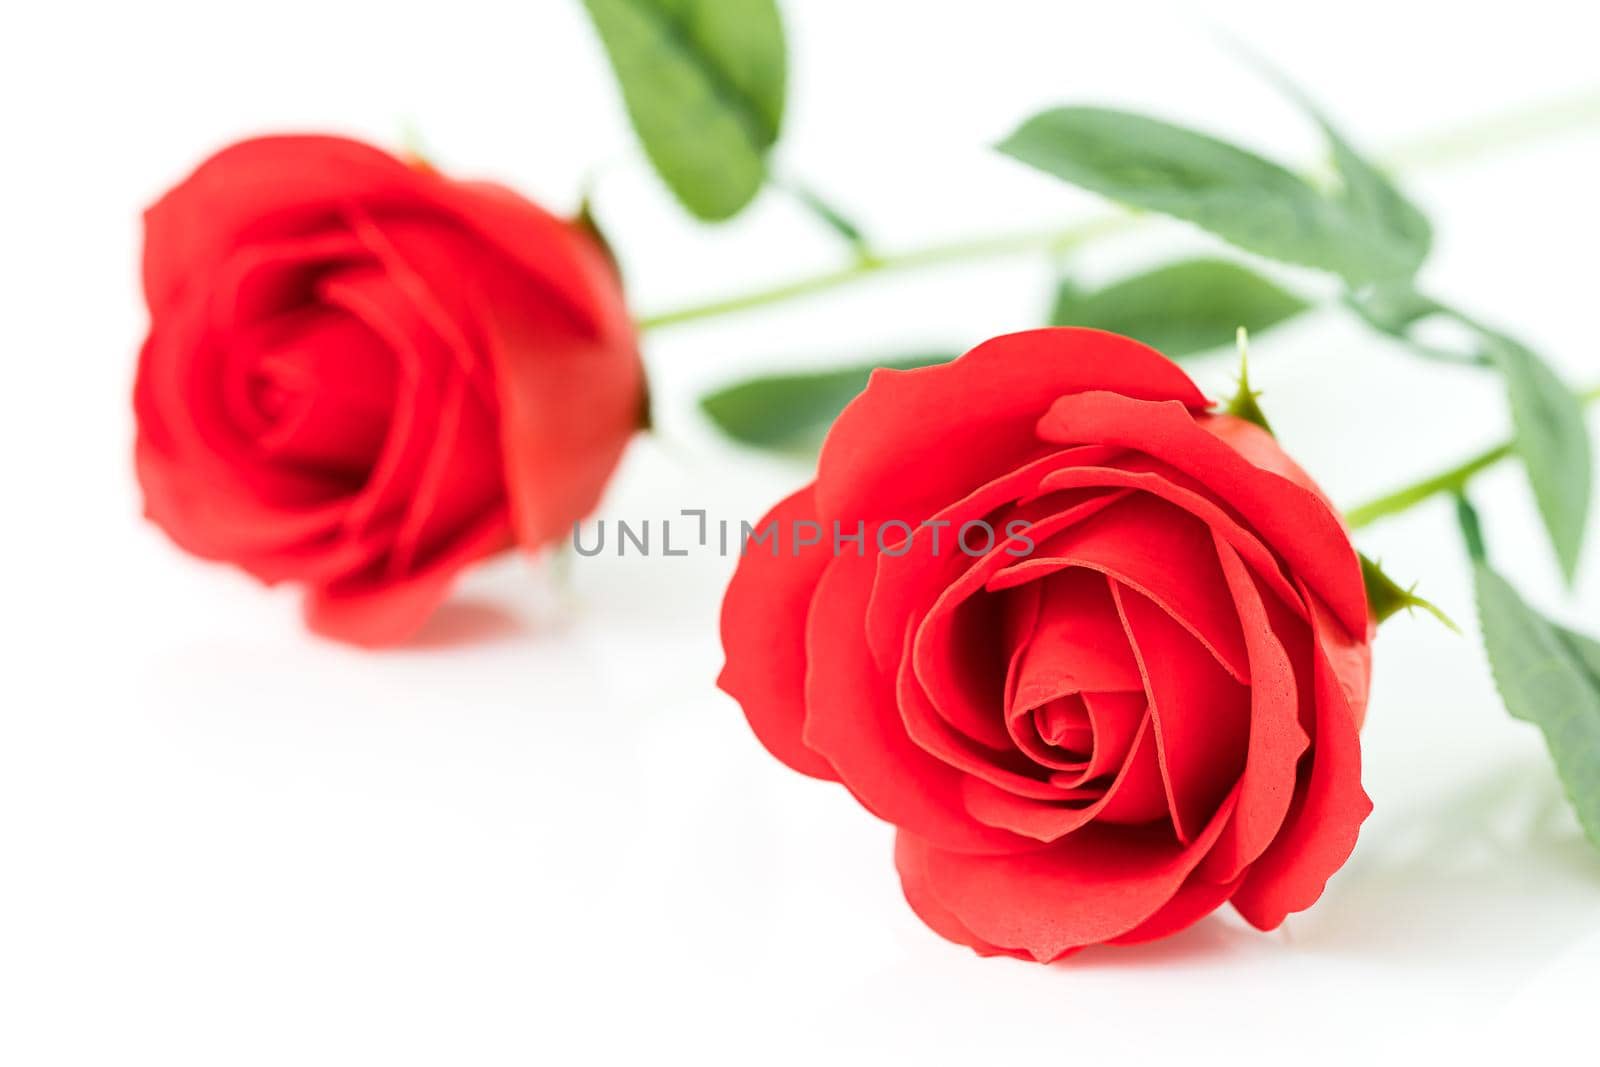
[582,0,787,221]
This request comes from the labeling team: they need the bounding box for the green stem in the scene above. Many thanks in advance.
[1345,384,1600,529]
[1378,87,1600,172]
[639,215,1134,330]
[637,86,1600,333]
[1344,441,1513,529]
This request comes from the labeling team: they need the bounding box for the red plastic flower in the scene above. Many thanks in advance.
[719,328,1373,961]
[135,136,641,645]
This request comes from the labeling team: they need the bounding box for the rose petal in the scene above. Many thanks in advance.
[890,497,1134,796]
[716,487,839,781]
[1031,458,1307,622]
[1108,870,1245,946]
[1202,413,1334,512]
[317,264,460,539]
[894,833,1024,960]
[1113,583,1251,843]
[1037,392,1366,639]
[898,634,1085,804]
[815,328,1207,528]
[1078,691,1149,782]
[864,445,1122,668]
[434,177,632,349]
[134,228,395,580]
[143,136,425,312]
[303,510,512,647]
[350,212,642,550]
[144,135,622,342]
[960,707,1164,841]
[215,230,370,328]
[1090,710,1170,826]
[1230,585,1373,929]
[250,312,397,477]
[1009,570,1144,702]
[910,584,1015,752]
[1200,536,1310,882]
[997,573,1145,786]
[803,552,1036,854]
[383,366,500,577]
[902,788,1239,961]
[476,266,641,549]
[135,316,354,574]
[989,493,1250,684]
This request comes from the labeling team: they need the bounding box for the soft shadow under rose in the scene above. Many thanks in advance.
[719,327,1374,961]
[135,136,642,646]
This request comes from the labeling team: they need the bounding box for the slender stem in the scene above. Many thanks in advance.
[637,86,1600,333]
[1345,384,1600,529]
[1344,442,1513,529]
[638,215,1135,330]
[1378,87,1600,172]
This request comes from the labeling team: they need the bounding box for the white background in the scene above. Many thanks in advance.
[4,1,1600,1062]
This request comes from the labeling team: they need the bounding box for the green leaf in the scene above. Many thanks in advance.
[1316,119,1432,278]
[583,0,785,221]
[1483,332,1593,583]
[701,354,952,453]
[1359,288,1591,581]
[785,183,871,258]
[1346,284,1491,368]
[997,106,1424,285]
[1558,625,1600,684]
[1455,492,1488,562]
[1473,562,1600,848]
[1347,280,1441,335]
[1259,71,1433,276]
[1049,258,1307,358]
[1359,553,1457,631]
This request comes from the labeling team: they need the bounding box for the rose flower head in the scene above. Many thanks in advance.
[134,136,642,645]
[719,328,1374,961]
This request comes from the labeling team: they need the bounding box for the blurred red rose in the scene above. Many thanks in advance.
[719,327,1373,961]
[135,135,642,645]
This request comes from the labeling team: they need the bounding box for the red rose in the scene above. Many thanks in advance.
[718,328,1373,961]
[135,136,641,645]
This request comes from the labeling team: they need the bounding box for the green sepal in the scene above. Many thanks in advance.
[1359,553,1458,631]
[1220,329,1273,435]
